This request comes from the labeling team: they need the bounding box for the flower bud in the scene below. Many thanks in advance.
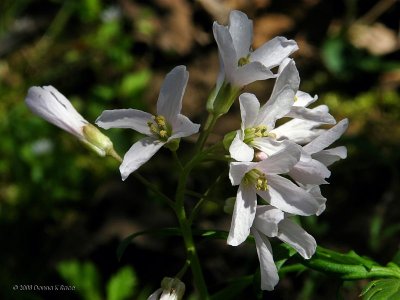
[148,277,185,300]
[206,82,241,117]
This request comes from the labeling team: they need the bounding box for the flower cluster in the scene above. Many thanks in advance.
[217,11,348,290]
[24,9,348,296]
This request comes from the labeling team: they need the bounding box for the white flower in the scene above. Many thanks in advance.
[26,86,89,139]
[25,85,117,157]
[228,143,322,246]
[229,59,300,162]
[148,277,185,300]
[213,10,298,88]
[289,119,348,186]
[251,205,316,290]
[96,66,200,180]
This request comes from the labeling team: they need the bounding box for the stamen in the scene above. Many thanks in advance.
[238,54,250,67]
[147,115,171,141]
[244,169,268,191]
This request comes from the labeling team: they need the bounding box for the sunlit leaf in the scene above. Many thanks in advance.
[106,267,137,300]
[361,278,400,300]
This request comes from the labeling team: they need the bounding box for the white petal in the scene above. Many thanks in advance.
[256,60,299,128]
[95,109,153,135]
[233,61,274,86]
[213,22,237,84]
[26,86,88,138]
[252,138,290,157]
[253,205,284,237]
[258,175,321,216]
[170,114,200,139]
[250,36,298,69]
[294,91,318,107]
[228,10,253,60]
[230,132,254,162]
[255,143,301,174]
[277,218,316,259]
[307,185,327,216]
[239,93,260,129]
[303,119,349,154]
[312,146,347,167]
[289,158,331,185]
[156,66,188,123]
[229,162,255,186]
[251,228,279,291]
[272,118,324,144]
[228,183,257,246]
[286,106,336,124]
[147,288,163,300]
[120,137,164,180]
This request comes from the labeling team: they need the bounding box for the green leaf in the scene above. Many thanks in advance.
[106,267,137,300]
[361,279,400,300]
[57,260,102,300]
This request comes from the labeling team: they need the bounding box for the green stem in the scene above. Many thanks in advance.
[133,173,175,209]
[174,154,210,299]
[195,113,219,152]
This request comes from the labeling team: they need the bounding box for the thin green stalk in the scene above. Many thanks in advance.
[133,173,175,209]
[195,113,219,152]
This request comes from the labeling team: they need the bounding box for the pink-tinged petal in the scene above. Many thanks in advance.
[228,183,257,246]
[213,22,237,83]
[234,61,274,86]
[230,132,254,162]
[229,162,255,185]
[239,93,260,130]
[120,137,164,180]
[251,228,279,291]
[170,114,200,139]
[253,205,284,237]
[303,119,349,154]
[289,157,331,185]
[228,10,253,60]
[294,91,318,107]
[26,86,88,139]
[250,36,298,69]
[95,109,153,135]
[286,106,336,124]
[277,218,316,259]
[156,66,188,123]
[312,146,347,167]
[258,175,321,216]
[255,143,301,174]
[256,60,299,128]
[252,138,290,157]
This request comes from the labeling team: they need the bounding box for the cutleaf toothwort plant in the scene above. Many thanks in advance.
[25,10,400,300]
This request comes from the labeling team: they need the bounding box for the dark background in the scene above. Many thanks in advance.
[0,0,399,299]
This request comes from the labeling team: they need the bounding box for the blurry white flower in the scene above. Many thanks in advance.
[251,205,316,290]
[148,277,185,300]
[96,66,200,180]
[228,143,322,246]
[213,10,298,88]
[25,85,118,158]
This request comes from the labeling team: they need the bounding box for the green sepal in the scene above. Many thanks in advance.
[165,138,180,151]
[223,130,237,151]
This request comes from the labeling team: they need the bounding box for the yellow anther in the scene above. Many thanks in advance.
[238,55,250,67]
[159,130,168,138]
[244,169,268,191]
[294,95,298,102]
[155,115,167,128]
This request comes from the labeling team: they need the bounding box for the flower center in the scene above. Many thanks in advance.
[243,125,275,143]
[244,169,268,191]
[238,54,250,67]
[147,115,172,142]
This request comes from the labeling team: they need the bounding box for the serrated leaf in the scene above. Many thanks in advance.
[106,267,137,300]
[361,279,400,300]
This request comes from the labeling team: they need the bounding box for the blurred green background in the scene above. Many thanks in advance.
[0,0,399,299]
